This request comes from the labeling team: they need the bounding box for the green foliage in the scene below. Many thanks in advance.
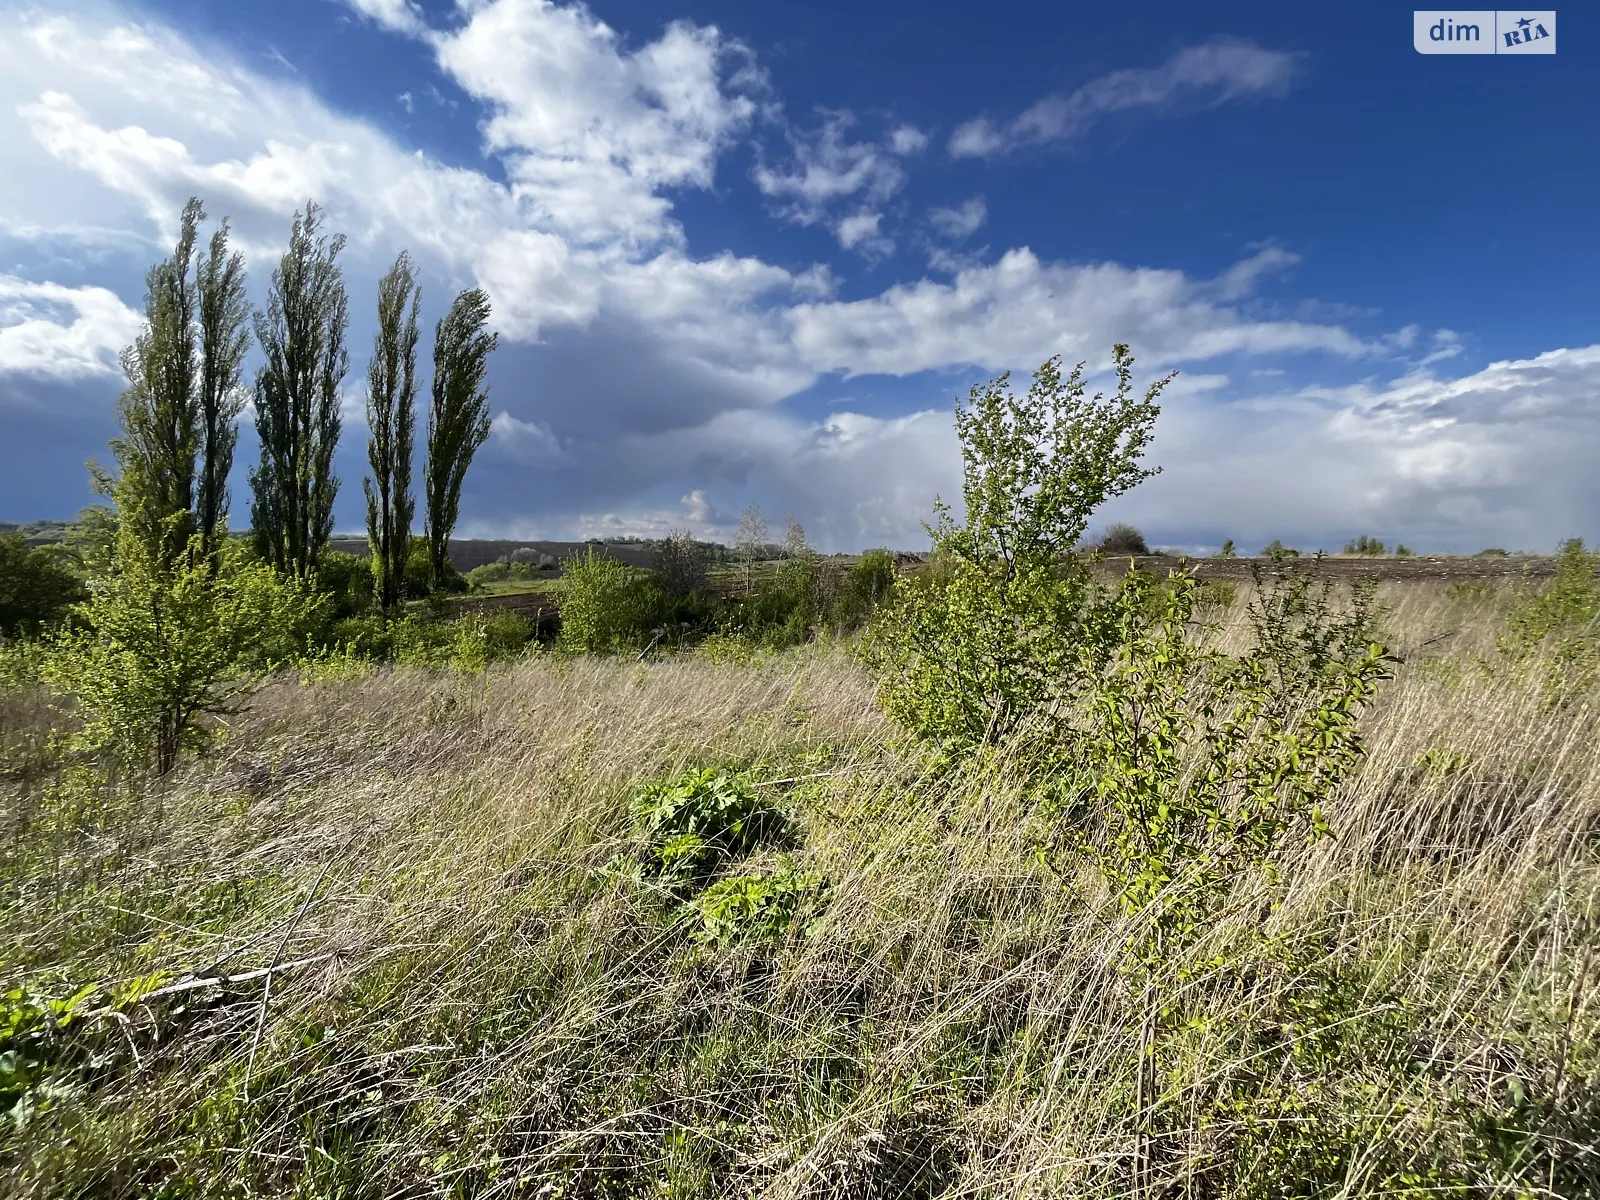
[690,859,827,946]
[318,610,534,671]
[364,252,420,613]
[825,548,898,631]
[466,560,546,587]
[1,981,100,1131]
[557,549,661,653]
[0,536,86,639]
[629,769,784,885]
[1497,538,1600,699]
[1394,543,1414,557]
[1216,538,1236,558]
[1037,566,1389,958]
[1193,578,1237,611]
[868,346,1174,754]
[249,202,349,580]
[1344,534,1386,556]
[45,517,323,773]
[1476,547,1510,558]
[316,550,374,620]
[1261,539,1300,559]
[424,288,498,592]
[1095,521,1149,555]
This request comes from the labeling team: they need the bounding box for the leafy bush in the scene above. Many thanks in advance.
[629,769,785,885]
[651,529,711,602]
[1261,539,1300,558]
[405,539,463,598]
[690,859,827,946]
[1477,547,1510,558]
[1035,564,1389,958]
[317,549,375,618]
[1216,538,1236,558]
[45,521,324,773]
[1344,534,1386,556]
[1095,521,1149,555]
[869,346,1174,753]
[1496,538,1600,698]
[0,535,86,639]
[557,549,661,653]
[825,548,897,632]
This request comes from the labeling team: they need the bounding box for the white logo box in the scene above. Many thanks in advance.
[1414,11,1556,54]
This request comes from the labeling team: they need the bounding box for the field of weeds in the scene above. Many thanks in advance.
[2,579,1598,1198]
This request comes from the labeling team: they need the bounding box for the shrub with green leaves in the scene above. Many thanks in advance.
[629,769,785,884]
[557,548,661,653]
[1344,534,1386,556]
[1035,565,1389,958]
[0,535,86,640]
[1497,538,1600,698]
[868,346,1174,753]
[316,549,375,619]
[45,517,323,774]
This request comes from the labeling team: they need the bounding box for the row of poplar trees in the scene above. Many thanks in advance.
[114,196,497,610]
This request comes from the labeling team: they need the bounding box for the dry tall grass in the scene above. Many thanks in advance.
[2,581,1596,1197]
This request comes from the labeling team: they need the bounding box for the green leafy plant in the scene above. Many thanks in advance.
[557,548,661,654]
[1037,566,1389,957]
[690,859,827,946]
[629,769,785,885]
[868,346,1175,754]
[0,535,85,639]
[45,516,322,773]
[1216,538,1236,559]
[1344,534,1386,556]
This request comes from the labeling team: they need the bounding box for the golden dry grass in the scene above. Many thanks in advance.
[2,581,1597,1197]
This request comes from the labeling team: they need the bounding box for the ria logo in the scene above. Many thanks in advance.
[1413,10,1556,54]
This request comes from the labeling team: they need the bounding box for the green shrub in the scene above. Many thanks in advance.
[45,520,324,773]
[557,549,661,653]
[405,539,463,598]
[1193,578,1237,611]
[825,548,897,632]
[1095,521,1149,555]
[0,535,86,639]
[1036,565,1389,958]
[1262,539,1300,558]
[1216,538,1236,558]
[629,769,785,885]
[1344,534,1385,556]
[1497,539,1600,699]
[869,346,1174,754]
[314,550,375,619]
[465,561,509,586]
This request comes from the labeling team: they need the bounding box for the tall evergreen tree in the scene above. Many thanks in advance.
[113,198,201,565]
[249,202,349,580]
[363,252,420,613]
[194,216,252,565]
[423,288,497,591]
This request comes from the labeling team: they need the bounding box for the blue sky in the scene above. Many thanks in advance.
[1,0,1595,552]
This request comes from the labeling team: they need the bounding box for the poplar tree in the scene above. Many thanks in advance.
[249,203,349,580]
[423,288,497,591]
[363,252,420,612]
[113,198,201,565]
[194,216,252,564]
